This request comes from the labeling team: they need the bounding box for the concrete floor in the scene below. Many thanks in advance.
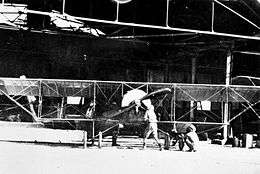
[0,138,260,174]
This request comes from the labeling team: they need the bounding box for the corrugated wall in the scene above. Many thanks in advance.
[0,28,229,84]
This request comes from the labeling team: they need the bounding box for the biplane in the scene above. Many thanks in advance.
[0,77,259,143]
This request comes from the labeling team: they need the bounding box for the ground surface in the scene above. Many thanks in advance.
[0,137,260,174]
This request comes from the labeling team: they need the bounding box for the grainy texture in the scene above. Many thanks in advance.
[0,139,260,174]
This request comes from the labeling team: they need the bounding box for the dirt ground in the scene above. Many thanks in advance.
[0,138,260,174]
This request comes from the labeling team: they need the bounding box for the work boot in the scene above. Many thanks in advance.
[188,148,196,152]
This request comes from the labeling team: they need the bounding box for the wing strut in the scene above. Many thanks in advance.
[0,88,38,122]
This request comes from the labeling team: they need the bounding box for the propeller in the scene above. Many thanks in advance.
[106,88,172,119]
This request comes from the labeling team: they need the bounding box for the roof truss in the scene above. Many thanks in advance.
[0,0,260,40]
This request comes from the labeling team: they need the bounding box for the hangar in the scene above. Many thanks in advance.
[0,0,259,143]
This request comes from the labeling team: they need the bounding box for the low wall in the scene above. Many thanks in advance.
[0,123,85,144]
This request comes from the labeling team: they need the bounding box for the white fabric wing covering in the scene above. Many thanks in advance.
[121,89,147,107]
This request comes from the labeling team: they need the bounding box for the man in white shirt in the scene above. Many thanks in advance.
[178,124,199,152]
[85,101,95,118]
[142,100,162,151]
[185,125,199,152]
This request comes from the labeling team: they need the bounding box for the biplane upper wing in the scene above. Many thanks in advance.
[0,78,94,97]
[174,84,260,103]
[0,78,259,104]
[40,80,94,97]
[0,78,40,96]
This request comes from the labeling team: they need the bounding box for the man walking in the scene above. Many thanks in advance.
[142,100,162,150]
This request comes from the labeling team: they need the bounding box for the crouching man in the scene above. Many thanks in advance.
[179,124,199,152]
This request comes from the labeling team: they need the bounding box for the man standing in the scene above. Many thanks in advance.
[85,101,95,118]
[142,100,162,151]
[20,75,37,118]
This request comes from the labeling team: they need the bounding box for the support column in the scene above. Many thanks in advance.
[83,131,87,149]
[38,96,43,117]
[93,82,96,114]
[172,85,176,131]
[98,131,102,148]
[165,63,169,83]
[116,2,119,22]
[211,0,215,32]
[190,57,196,121]
[37,80,43,117]
[59,97,65,119]
[223,51,232,140]
[92,120,95,145]
[166,0,170,27]
[62,0,66,14]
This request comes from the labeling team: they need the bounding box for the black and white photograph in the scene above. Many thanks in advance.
[0,0,259,174]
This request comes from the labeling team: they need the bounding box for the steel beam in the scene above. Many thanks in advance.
[214,0,260,30]
[21,9,260,41]
[190,57,197,121]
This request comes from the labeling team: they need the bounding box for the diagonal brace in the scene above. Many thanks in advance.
[0,88,38,122]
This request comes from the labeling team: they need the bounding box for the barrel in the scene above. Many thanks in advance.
[256,140,260,148]
[242,134,253,148]
[256,134,260,148]
[232,137,239,147]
